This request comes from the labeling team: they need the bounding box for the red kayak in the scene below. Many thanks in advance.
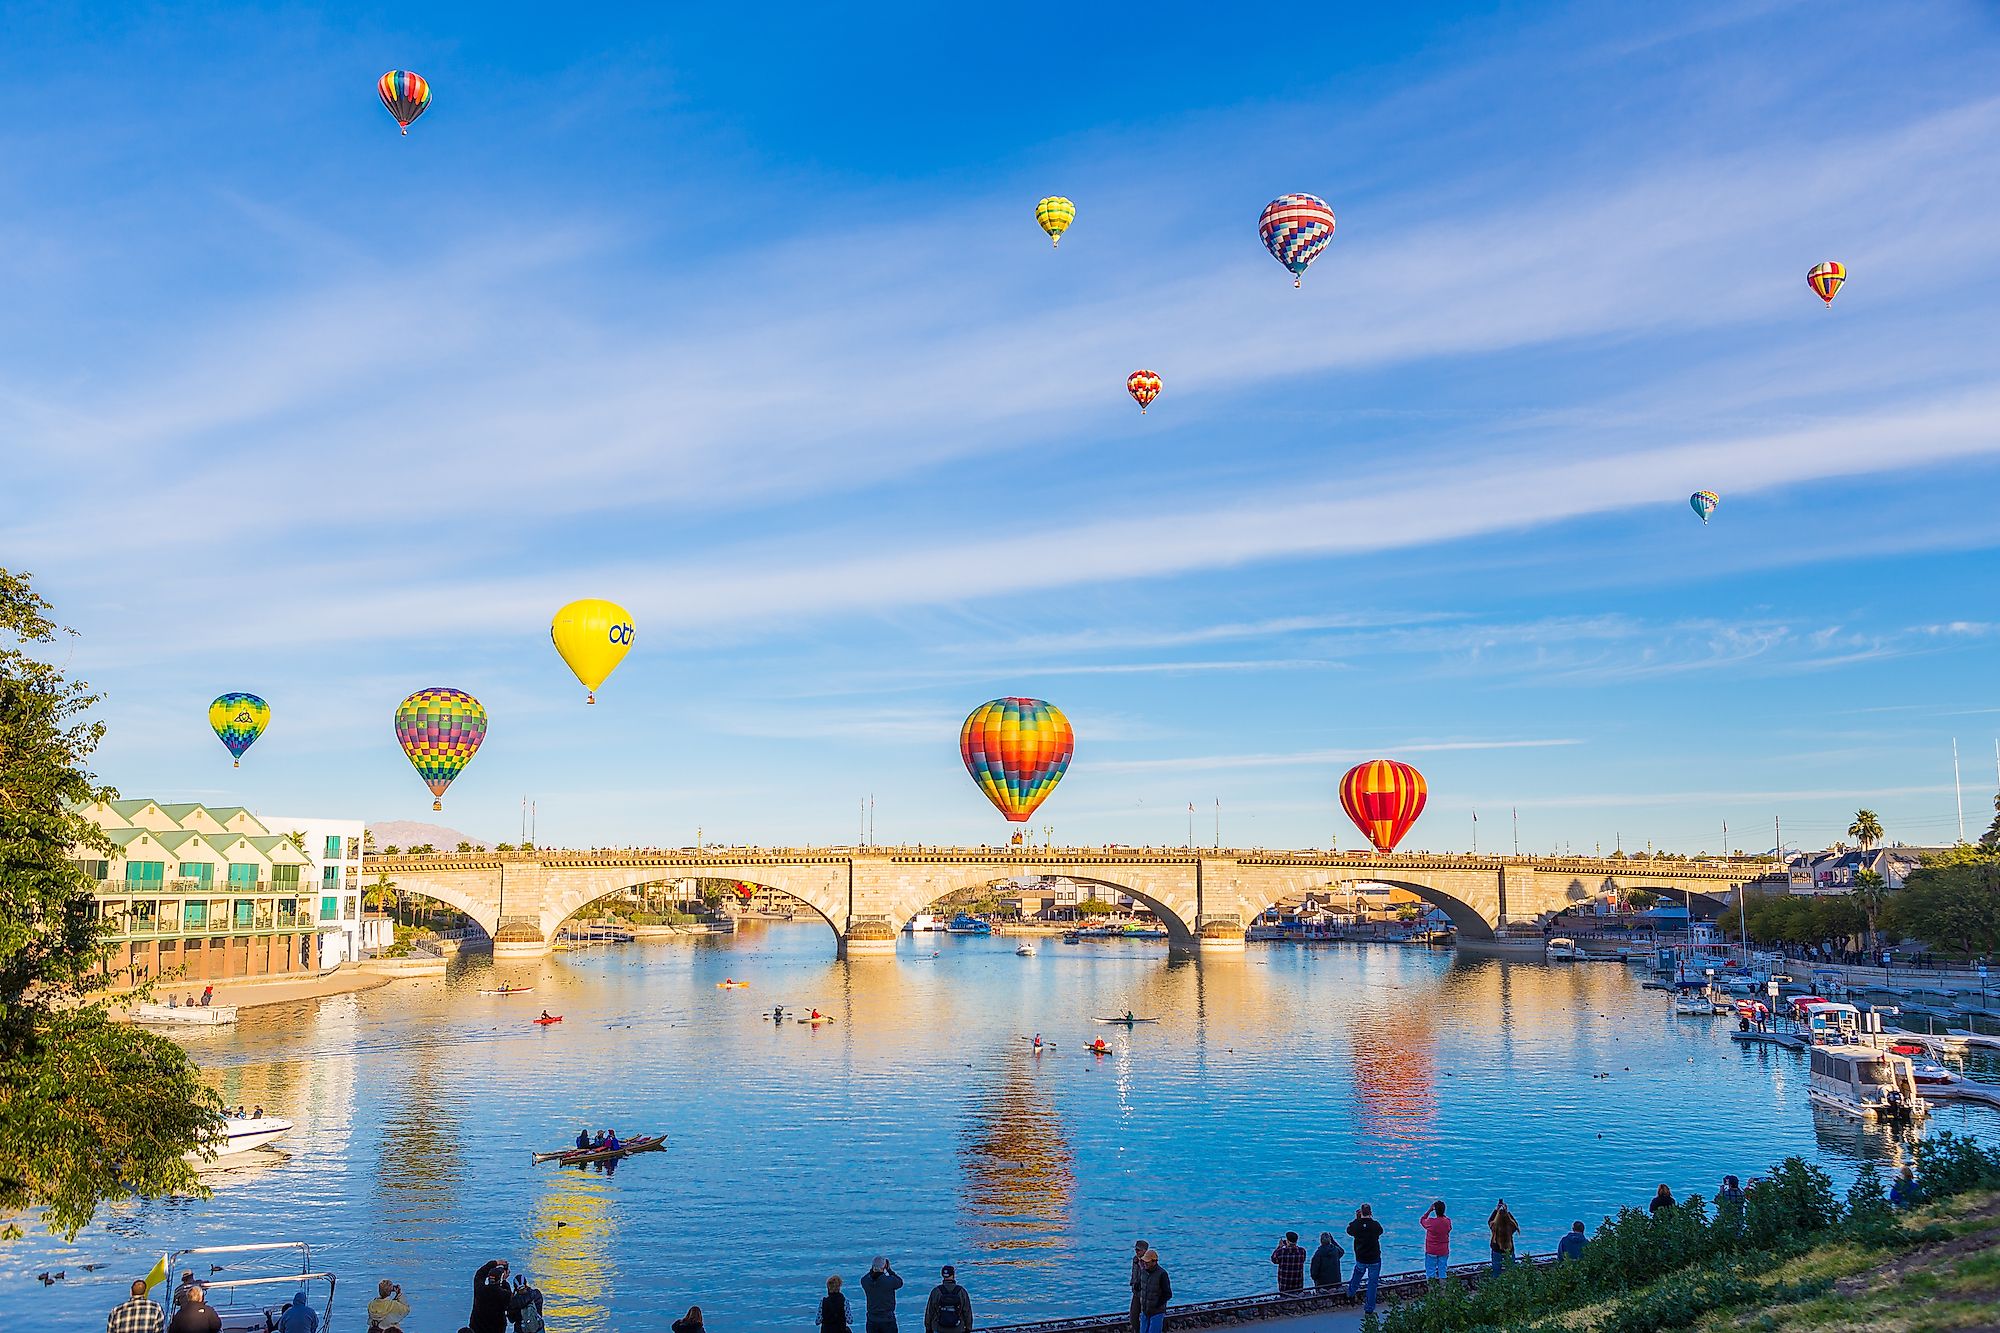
[534,1015,563,1025]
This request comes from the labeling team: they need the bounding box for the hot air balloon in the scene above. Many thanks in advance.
[378,70,431,135]
[1807,260,1845,307]
[961,697,1074,823]
[1259,193,1336,288]
[1339,759,1427,854]
[394,687,487,811]
[1126,370,1162,414]
[207,693,269,768]
[550,598,635,703]
[1036,196,1076,248]
[1690,491,1719,524]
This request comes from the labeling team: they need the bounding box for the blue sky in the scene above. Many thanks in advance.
[7,2,2000,854]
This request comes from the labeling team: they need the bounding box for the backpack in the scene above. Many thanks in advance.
[517,1299,545,1333]
[934,1287,965,1331]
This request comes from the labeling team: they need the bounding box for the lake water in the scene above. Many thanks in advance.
[11,925,1998,1333]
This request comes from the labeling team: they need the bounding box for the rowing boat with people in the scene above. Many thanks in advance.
[531,1134,667,1165]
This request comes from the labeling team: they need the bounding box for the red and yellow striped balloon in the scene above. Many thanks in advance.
[1338,759,1428,853]
[1807,260,1845,307]
[1126,370,1162,414]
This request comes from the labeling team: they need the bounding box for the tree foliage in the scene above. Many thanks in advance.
[1884,848,2000,958]
[0,568,222,1240]
[1734,892,1866,948]
[1847,809,1883,850]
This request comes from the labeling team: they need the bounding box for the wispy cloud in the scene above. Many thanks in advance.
[1094,738,1584,775]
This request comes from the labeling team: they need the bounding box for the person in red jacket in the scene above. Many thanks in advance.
[1420,1199,1452,1281]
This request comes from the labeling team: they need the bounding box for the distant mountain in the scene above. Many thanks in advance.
[367,820,491,852]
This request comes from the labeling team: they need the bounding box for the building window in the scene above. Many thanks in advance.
[254,899,274,930]
[277,898,296,926]
[233,899,255,929]
[271,864,301,888]
[321,895,340,922]
[228,863,259,888]
[322,866,339,888]
[127,860,165,887]
[345,896,358,920]
[209,899,228,932]
[130,900,157,933]
[179,862,214,886]
[185,901,208,929]
[75,859,108,881]
[158,900,181,932]
[325,835,342,860]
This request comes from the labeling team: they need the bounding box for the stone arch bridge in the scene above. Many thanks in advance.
[370,848,1771,958]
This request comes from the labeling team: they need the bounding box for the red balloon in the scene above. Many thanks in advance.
[1339,760,1428,853]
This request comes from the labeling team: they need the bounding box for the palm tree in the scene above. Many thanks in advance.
[1848,810,1884,851]
[1852,868,1889,948]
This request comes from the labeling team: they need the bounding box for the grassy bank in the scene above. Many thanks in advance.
[1378,1134,2000,1333]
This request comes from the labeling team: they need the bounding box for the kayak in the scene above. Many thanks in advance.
[533,1016,563,1025]
[480,986,535,995]
[1094,1017,1158,1024]
[1082,1044,1111,1054]
[716,981,750,989]
[531,1134,666,1165]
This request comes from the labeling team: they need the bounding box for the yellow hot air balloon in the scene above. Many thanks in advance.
[1036,196,1076,248]
[550,599,635,704]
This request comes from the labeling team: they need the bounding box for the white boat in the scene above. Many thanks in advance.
[905,913,945,933]
[1886,1043,1962,1088]
[166,1244,333,1333]
[1545,937,1582,961]
[185,1115,292,1165]
[1015,943,1036,956]
[1671,993,1719,1016]
[1806,1043,1925,1123]
[134,1001,238,1026]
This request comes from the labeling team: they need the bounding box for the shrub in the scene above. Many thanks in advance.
[1911,1131,2000,1199]
[1843,1164,1897,1244]
[1742,1158,1841,1252]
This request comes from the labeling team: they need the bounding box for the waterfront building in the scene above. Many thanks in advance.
[1786,847,1933,895]
[257,813,368,964]
[71,798,363,986]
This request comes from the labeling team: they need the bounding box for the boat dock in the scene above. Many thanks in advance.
[1926,1081,2000,1110]
[978,1259,1555,1333]
[1729,1029,1803,1050]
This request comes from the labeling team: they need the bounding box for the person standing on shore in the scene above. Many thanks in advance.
[1420,1200,1452,1280]
[1556,1222,1588,1260]
[1269,1232,1306,1294]
[1487,1200,1518,1274]
[109,1278,166,1333]
[509,1274,545,1332]
[1649,1185,1675,1218]
[1352,1200,1384,1312]
[1134,1250,1172,1333]
[924,1266,971,1333]
[1128,1238,1150,1333]
[820,1276,852,1333]
[1344,1206,1384,1314]
[1309,1232,1344,1289]
[470,1261,512,1333]
[862,1257,904,1333]
[672,1307,704,1333]
[366,1280,411,1332]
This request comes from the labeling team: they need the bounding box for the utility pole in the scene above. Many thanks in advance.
[1511,807,1519,857]
[530,801,537,847]
[1471,808,1478,855]
[870,795,875,846]
[1722,819,1728,864]
[1187,802,1195,849]
[1214,798,1220,851]
[1954,739,1966,842]
[860,798,866,847]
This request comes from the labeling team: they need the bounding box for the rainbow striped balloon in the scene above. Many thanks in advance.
[961,697,1074,823]
[378,70,432,135]
[394,687,487,810]
[1339,759,1428,853]
[1807,260,1845,307]
[208,692,270,768]
[1259,193,1336,288]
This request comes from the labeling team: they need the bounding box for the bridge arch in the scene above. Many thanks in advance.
[544,873,846,946]
[890,873,1199,953]
[384,868,505,942]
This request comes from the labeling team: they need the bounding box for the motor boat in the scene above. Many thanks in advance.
[1015,943,1036,956]
[133,1001,238,1026]
[1671,993,1720,1017]
[1886,1042,1963,1087]
[1806,1043,1925,1123]
[164,1243,334,1333]
[1544,938,1582,961]
[946,914,993,935]
[184,1115,292,1165]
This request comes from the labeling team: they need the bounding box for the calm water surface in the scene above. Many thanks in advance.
[12,926,1997,1332]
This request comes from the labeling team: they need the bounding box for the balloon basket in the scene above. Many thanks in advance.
[432,800,442,811]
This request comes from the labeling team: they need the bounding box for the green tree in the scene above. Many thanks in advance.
[0,569,223,1240]
[1982,792,2000,851]
[1075,897,1116,916]
[1852,868,1890,948]
[1884,852,2000,958]
[1625,888,1660,909]
[1847,810,1884,851]
[454,841,472,853]
[382,845,401,856]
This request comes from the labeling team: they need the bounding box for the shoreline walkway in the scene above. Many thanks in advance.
[982,1258,1552,1333]
[113,967,389,1018]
